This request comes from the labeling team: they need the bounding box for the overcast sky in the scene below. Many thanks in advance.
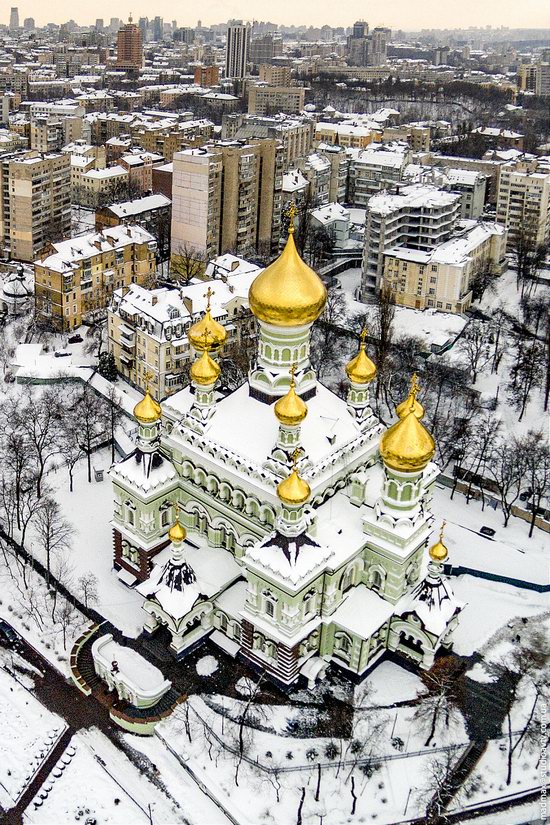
[13,0,550,29]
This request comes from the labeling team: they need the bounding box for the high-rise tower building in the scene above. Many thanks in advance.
[225,21,250,79]
[9,7,19,31]
[116,15,144,72]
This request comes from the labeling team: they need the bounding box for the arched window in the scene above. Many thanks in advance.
[219,613,228,632]
[370,569,383,593]
[303,589,316,618]
[265,599,275,618]
[341,566,354,593]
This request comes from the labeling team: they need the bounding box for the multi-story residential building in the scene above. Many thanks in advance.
[116,15,143,71]
[382,124,430,152]
[0,150,71,262]
[496,158,550,245]
[315,122,374,150]
[316,143,349,203]
[194,66,220,87]
[471,127,524,151]
[171,139,284,260]
[77,165,129,208]
[348,146,412,207]
[258,65,292,86]
[518,62,550,96]
[131,119,215,162]
[119,152,158,194]
[249,33,283,67]
[223,113,314,165]
[382,221,507,314]
[225,22,250,80]
[34,224,157,331]
[108,255,261,398]
[248,85,305,116]
[301,153,331,207]
[362,184,461,297]
[403,164,487,219]
[96,193,171,231]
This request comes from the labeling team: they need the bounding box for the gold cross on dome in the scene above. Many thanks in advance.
[439,520,446,542]
[291,446,302,467]
[411,372,420,396]
[360,326,368,346]
[286,201,297,233]
[204,286,214,310]
[144,369,154,389]
[289,362,297,384]
[200,329,211,351]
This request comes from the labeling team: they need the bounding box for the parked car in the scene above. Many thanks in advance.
[54,351,71,358]
[0,619,19,647]
[68,334,83,344]
[480,526,495,537]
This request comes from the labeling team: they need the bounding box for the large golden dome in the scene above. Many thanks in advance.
[190,349,221,386]
[133,387,162,424]
[277,468,311,506]
[396,374,424,420]
[380,393,435,473]
[274,368,307,427]
[346,329,377,384]
[248,221,327,327]
[188,287,227,351]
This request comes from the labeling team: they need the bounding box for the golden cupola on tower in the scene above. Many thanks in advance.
[429,521,448,563]
[190,348,221,386]
[345,327,377,384]
[133,377,162,424]
[380,382,435,473]
[169,511,186,544]
[396,373,425,420]
[274,365,308,426]
[188,286,227,351]
[277,448,311,505]
[248,204,327,327]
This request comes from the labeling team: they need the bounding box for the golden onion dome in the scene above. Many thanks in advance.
[380,394,435,474]
[346,329,377,384]
[187,299,227,351]
[277,468,311,506]
[133,386,162,424]
[190,349,221,386]
[169,514,186,544]
[248,211,327,328]
[274,368,308,427]
[396,373,424,420]
[429,521,448,562]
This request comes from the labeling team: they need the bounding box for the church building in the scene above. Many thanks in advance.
[109,211,463,687]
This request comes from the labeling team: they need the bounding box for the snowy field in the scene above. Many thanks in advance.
[25,728,184,824]
[0,665,65,809]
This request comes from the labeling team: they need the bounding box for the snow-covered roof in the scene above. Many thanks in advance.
[37,224,156,273]
[91,633,171,695]
[310,203,350,225]
[107,194,171,218]
[368,184,460,217]
[138,556,203,621]
[384,221,505,268]
[282,170,308,192]
[246,531,334,586]
[398,570,463,637]
[331,584,395,638]
[111,449,178,494]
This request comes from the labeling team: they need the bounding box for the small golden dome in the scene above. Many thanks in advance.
[346,328,377,384]
[190,349,221,386]
[396,373,424,420]
[248,207,327,328]
[133,387,161,424]
[188,288,227,351]
[274,366,307,427]
[277,468,311,506]
[169,514,186,544]
[380,390,435,473]
[429,521,448,562]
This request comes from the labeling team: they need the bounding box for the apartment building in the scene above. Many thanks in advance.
[316,143,349,202]
[0,150,71,261]
[258,65,292,86]
[78,165,129,207]
[315,122,374,150]
[222,113,314,165]
[382,124,430,152]
[34,224,157,331]
[171,139,284,260]
[496,158,550,245]
[248,85,305,116]
[131,119,214,161]
[403,164,487,219]
[382,221,507,314]
[362,184,461,298]
[108,255,261,398]
[194,66,220,87]
[348,146,411,207]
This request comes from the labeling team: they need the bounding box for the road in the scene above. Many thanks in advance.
[0,632,234,825]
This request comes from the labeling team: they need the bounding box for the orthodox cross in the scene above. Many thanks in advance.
[204,285,214,310]
[286,201,297,232]
[144,369,154,390]
[439,520,446,542]
[360,326,368,347]
[291,446,302,468]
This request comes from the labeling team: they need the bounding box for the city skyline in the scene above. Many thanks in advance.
[6,1,550,31]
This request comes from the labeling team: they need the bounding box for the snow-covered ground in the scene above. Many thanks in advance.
[25,728,184,824]
[0,665,65,810]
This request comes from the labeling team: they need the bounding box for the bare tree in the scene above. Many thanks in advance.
[507,337,545,422]
[487,438,526,527]
[67,385,110,483]
[18,387,63,498]
[170,244,207,285]
[509,224,547,299]
[518,430,550,538]
[459,320,492,384]
[78,572,99,609]
[34,496,72,584]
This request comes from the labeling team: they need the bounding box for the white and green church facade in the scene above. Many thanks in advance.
[109,228,463,687]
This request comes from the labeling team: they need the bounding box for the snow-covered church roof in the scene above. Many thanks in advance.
[398,570,464,638]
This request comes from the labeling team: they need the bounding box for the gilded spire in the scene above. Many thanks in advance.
[274,364,308,426]
[187,286,227,352]
[133,370,162,423]
[396,373,425,420]
[345,326,377,384]
[380,377,435,473]
[248,205,327,328]
[277,447,311,506]
[429,520,448,562]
